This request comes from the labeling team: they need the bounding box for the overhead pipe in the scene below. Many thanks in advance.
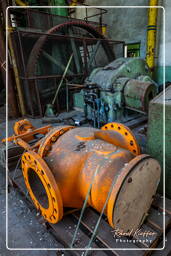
[15,0,28,6]
[146,0,158,70]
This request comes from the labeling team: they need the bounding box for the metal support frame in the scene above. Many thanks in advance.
[11,27,124,117]
[0,14,18,117]
[1,1,26,116]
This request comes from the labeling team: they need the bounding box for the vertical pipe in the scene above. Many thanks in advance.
[66,82,69,112]
[146,0,158,70]
[1,0,26,115]
[0,22,18,117]
[83,40,88,78]
[8,33,26,115]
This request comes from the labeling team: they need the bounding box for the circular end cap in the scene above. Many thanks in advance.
[101,122,140,156]
[107,154,161,232]
[22,151,63,223]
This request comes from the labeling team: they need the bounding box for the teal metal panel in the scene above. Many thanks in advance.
[154,66,171,84]
[73,91,84,109]
[147,85,171,199]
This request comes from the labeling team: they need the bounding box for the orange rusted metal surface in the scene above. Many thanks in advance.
[38,126,74,158]
[22,150,63,223]
[5,121,161,231]
[100,122,140,156]
[14,138,31,151]
[14,119,35,135]
[14,119,36,141]
[2,124,52,143]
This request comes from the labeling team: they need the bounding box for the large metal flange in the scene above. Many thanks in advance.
[107,154,161,231]
[38,126,75,158]
[101,122,140,156]
[14,119,35,135]
[21,151,63,224]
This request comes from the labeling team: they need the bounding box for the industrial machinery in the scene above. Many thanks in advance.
[73,58,157,127]
[4,120,161,232]
[24,20,115,116]
[7,6,122,117]
[147,85,171,199]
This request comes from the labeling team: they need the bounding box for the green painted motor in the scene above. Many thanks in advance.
[73,58,157,125]
[49,0,68,16]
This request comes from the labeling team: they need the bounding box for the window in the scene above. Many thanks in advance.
[124,42,141,58]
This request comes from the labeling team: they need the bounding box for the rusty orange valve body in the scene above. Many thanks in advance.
[19,122,161,232]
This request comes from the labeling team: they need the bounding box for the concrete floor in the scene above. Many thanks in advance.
[0,169,63,256]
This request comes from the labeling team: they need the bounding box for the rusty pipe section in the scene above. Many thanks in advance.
[18,121,161,232]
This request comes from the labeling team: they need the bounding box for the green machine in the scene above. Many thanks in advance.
[49,0,68,16]
[26,0,68,16]
[147,85,171,199]
[73,57,157,127]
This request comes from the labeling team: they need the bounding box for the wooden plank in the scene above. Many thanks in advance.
[9,169,35,207]
[73,208,145,256]
[8,168,170,255]
[152,194,171,216]
[151,230,171,255]
[146,208,171,232]
[134,224,160,248]
[49,217,99,256]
